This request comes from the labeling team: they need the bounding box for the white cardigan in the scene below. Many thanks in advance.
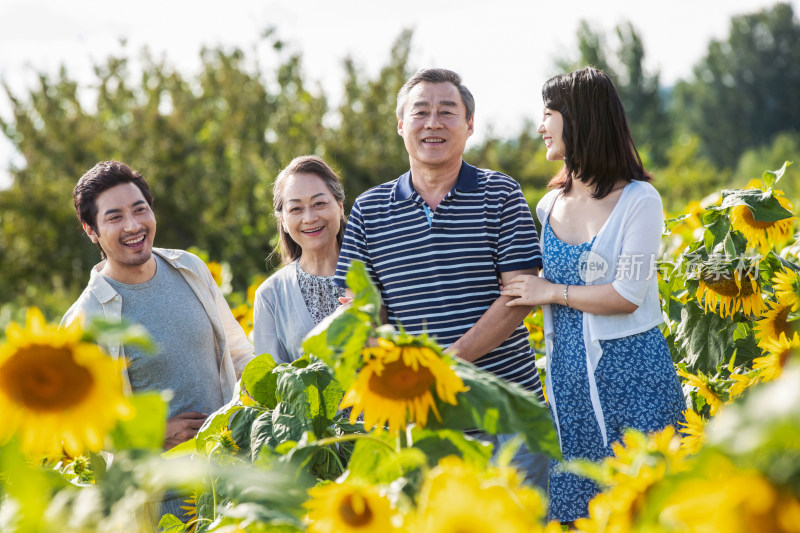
[536,180,665,446]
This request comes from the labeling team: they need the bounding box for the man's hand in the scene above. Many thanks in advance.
[164,411,208,450]
[337,289,388,324]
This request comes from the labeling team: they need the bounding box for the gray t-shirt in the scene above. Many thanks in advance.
[105,255,225,418]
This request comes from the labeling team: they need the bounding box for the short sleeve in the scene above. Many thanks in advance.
[335,199,374,288]
[611,190,664,306]
[496,183,543,273]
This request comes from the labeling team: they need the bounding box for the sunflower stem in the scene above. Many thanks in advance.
[315,433,396,452]
[211,476,218,520]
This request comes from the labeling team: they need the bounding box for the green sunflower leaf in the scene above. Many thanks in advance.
[761,160,791,189]
[664,213,692,235]
[674,302,733,373]
[412,427,493,468]
[428,361,561,460]
[302,261,380,391]
[346,432,402,483]
[242,354,279,408]
[704,213,731,253]
[157,513,187,532]
[720,188,794,222]
[110,391,169,451]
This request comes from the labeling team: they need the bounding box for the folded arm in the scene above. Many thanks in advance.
[446,268,537,362]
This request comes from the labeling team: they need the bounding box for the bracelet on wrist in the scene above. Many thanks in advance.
[563,284,570,308]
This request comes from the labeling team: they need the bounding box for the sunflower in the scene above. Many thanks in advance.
[412,455,547,533]
[213,427,239,453]
[729,194,795,251]
[753,332,800,383]
[577,427,687,532]
[207,261,224,287]
[695,270,766,318]
[658,461,789,533]
[181,491,199,533]
[247,275,267,305]
[773,269,800,312]
[728,373,756,400]
[231,303,254,337]
[606,426,687,484]
[677,369,723,416]
[754,300,796,347]
[339,339,468,434]
[304,482,398,533]
[523,310,544,349]
[574,492,624,533]
[678,409,705,455]
[0,308,133,457]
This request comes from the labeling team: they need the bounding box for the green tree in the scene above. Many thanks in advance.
[323,30,415,201]
[673,2,800,168]
[653,134,729,213]
[0,35,328,315]
[556,20,673,165]
[733,132,799,201]
[466,121,563,218]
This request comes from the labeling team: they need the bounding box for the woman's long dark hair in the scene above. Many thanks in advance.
[542,67,651,198]
[272,156,346,265]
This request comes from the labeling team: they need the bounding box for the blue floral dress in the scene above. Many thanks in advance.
[543,220,685,522]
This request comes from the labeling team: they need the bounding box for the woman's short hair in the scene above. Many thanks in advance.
[542,67,650,198]
[272,155,346,265]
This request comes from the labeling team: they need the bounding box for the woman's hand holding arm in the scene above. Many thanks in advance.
[503,274,638,315]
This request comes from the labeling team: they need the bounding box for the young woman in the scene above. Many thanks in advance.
[502,67,685,523]
[253,156,346,364]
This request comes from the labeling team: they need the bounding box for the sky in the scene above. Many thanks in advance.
[0,0,796,188]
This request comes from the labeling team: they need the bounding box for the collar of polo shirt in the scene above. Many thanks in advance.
[392,160,480,202]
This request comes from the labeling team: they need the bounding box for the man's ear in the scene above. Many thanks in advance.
[83,222,98,243]
[467,116,475,137]
[397,117,404,137]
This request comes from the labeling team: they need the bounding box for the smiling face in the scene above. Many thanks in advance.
[397,81,474,174]
[279,173,344,260]
[83,182,157,283]
[537,107,566,161]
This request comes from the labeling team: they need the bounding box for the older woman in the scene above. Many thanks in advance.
[253,156,346,363]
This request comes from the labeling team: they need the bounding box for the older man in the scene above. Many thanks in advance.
[334,68,547,487]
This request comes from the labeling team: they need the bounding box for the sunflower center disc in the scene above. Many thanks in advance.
[339,494,374,527]
[703,275,755,297]
[2,345,94,410]
[369,359,436,400]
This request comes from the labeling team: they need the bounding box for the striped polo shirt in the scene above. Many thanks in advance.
[335,161,543,396]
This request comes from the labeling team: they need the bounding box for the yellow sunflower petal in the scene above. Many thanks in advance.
[730,194,795,251]
[0,308,133,458]
[413,455,546,532]
[728,373,757,399]
[677,369,722,416]
[304,482,397,533]
[696,271,766,319]
[773,269,800,312]
[754,301,796,348]
[753,332,800,382]
[339,340,468,434]
[678,409,705,454]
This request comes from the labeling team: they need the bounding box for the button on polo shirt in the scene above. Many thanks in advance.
[336,161,543,396]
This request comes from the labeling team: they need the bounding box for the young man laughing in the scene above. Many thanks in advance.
[61,160,253,522]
